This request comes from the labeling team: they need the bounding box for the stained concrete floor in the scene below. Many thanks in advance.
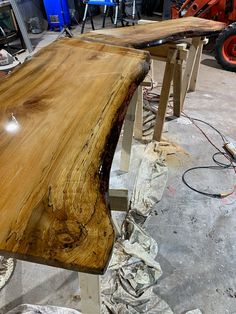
[0,19,236,314]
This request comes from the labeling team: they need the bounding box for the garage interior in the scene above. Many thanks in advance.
[0,1,235,314]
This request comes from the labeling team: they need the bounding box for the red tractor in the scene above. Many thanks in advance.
[171,0,236,71]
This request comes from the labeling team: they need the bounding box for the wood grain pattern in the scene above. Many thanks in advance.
[81,17,226,49]
[0,38,150,274]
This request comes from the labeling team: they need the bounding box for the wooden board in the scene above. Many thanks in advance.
[0,38,150,274]
[81,17,225,49]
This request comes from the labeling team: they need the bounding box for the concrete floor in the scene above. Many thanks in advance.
[1,19,236,314]
[149,53,236,313]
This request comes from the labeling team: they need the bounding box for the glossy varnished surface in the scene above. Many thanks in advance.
[81,17,226,48]
[0,38,150,273]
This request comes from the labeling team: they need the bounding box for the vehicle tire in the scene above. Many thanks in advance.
[215,22,236,72]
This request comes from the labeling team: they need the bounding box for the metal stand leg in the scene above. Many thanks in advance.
[132,0,136,25]
[102,5,107,28]
[108,7,114,24]
[58,27,73,38]
[89,6,95,30]
[120,0,125,26]
[137,9,141,19]
[81,4,88,34]
[114,5,119,26]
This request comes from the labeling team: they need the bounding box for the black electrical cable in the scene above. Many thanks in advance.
[181,112,228,145]
[181,112,236,199]
[182,112,236,172]
[190,117,228,143]
[182,166,232,199]
[141,78,235,198]
[212,152,235,169]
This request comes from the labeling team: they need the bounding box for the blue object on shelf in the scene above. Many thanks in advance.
[43,0,71,31]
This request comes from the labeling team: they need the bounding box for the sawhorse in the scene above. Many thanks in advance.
[152,36,208,141]
[119,36,208,173]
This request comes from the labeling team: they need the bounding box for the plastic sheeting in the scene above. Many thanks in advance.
[101,221,172,313]
[0,256,15,291]
[131,142,168,216]
[101,142,173,314]
[6,304,80,314]
[3,142,169,314]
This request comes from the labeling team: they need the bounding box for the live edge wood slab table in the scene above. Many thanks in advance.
[80,17,225,48]
[81,17,225,142]
[0,39,150,274]
[0,17,225,276]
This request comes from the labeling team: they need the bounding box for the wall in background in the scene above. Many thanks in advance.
[16,0,81,29]
[16,0,46,22]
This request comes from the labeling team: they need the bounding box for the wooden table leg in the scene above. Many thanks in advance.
[133,86,143,140]
[181,37,201,106]
[153,49,176,142]
[120,90,138,172]
[189,37,208,92]
[109,188,128,212]
[80,273,101,314]
[173,55,183,117]
[109,188,128,236]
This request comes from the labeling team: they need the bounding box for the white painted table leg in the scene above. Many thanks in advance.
[134,86,143,140]
[120,90,138,172]
[189,37,208,92]
[153,49,176,142]
[182,37,200,106]
[79,273,101,314]
[173,58,183,117]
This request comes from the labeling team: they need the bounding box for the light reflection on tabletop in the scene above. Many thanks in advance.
[4,113,20,133]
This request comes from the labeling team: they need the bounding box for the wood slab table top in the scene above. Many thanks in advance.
[0,38,149,274]
[81,17,226,49]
